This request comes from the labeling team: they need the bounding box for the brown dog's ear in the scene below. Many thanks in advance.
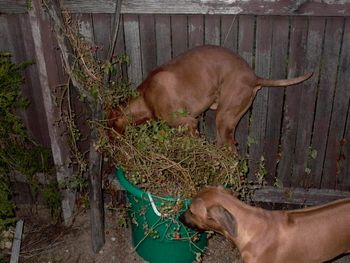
[208,206,237,237]
[190,198,207,219]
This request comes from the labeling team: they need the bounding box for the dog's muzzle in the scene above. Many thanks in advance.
[179,212,204,232]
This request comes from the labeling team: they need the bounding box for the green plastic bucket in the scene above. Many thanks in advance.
[115,168,208,263]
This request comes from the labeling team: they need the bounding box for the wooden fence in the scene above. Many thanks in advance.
[1,0,350,197]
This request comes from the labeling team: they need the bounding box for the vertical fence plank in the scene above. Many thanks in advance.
[50,17,68,84]
[28,0,75,224]
[293,17,325,188]
[77,14,95,43]
[221,15,238,51]
[204,15,220,45]
[263,16,289,184]
[171,15,188,57]
[188,15,204,48]
[111,14,126,79]
[139,15,156,78]
[204,15,221,142]
[19,14,52,147]
[92,13,112,60]
[155,15,171,66]
[277,16,308,187]
[188,15,204,133]
[5,15,25,62]
[325,18,350,190]
[338,17,350,191]
[6,15,50,145]
[249,16,273,179]
[113,14,126,57]
[308,17,343,189]
[0,15,11,51]
[236,15,255,156]
[123,14,142,86]
[342,93,350,191]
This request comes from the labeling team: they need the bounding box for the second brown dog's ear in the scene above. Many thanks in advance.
[208,206,237,237]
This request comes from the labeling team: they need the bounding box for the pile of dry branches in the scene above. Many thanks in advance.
[100,121,250,199]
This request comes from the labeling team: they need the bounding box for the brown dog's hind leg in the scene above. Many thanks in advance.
[215,112,237,146]
[215,86,256,148]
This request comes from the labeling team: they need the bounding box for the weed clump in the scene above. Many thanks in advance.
[101,120,250,199]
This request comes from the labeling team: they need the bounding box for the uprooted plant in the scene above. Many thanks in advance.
[100,120,250,199]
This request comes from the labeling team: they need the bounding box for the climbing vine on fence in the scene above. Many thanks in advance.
[0,53,60,224]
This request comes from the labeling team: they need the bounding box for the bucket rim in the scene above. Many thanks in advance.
[115,167,190,205]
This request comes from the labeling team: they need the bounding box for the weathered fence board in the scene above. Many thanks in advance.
[171,15,188,57]
[155,15,171,65]
[236,15,255,157]
[203,15,220,142]
[51,18,68,84]
[323,17,350,190]
[2,14,51,147]
[311,17,344,189]
[78,14,94,43]
[139,15,156,78]
[19,14,52,147]
[123,14,142,86]
[278,16,309,187]
[6,0,350,16]
[28,0,76,223]
[253,186,350,206]
[343,109,350,190]
[188,15,205,133]
[263,16,289,184]
[334,18,350,191]
[155,15,172,66]
[92,13,112,60]
[188,15,204,49]
[293,17,325,188]
[249,16,273,178]
[0,1,28,14]
[220,15,238,51]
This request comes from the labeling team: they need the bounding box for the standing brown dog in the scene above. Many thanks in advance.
[108,45,312,146]
[180,186,350,263]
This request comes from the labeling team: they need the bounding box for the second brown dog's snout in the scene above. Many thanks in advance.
[179,212,204,232]
[178,212,186,225]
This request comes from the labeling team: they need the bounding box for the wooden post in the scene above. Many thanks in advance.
[88,102,105,253]
[9,220,24,263]
[43,0,106,253]
[28,0,75,225]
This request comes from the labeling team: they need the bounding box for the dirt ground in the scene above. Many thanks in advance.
[3,208,242,263]
[2,207,350,263]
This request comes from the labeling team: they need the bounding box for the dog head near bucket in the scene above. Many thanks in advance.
[179,186,237,239]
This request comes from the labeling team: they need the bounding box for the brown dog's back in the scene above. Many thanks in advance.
[108,45,312,146]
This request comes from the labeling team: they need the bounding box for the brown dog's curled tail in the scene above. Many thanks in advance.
[256,72,313,87]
